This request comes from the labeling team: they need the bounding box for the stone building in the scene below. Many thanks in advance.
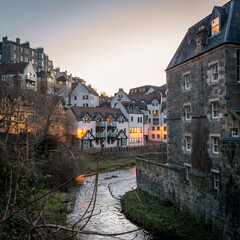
[136,1,240,239]
[0,37,53,73]
[166,0,240,176]
[165,0,240,237]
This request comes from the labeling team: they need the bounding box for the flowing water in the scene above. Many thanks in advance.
[68,167,155,240]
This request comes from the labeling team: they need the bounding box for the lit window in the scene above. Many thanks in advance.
[83,118,86,123]
[185,136,191,152]
[212,137,219,154]
[212,170,219,190]
[212,17,219,35]
[184,105,191,121]
[211,101,219,119]
[232,129,238,137]
[211,64,218,82]
[237,50,240,83]
[184,74,190,90]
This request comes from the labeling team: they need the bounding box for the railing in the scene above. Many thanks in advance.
[96,122,105,127]
[107,122,117,127]
[107,131,117,137]
[96,132,106,138]
[25,75,36,81]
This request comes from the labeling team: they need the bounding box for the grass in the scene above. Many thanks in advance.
[121,188,218,240]
[86,157,136,172]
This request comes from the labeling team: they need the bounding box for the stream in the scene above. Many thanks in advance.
[68,167,156,240]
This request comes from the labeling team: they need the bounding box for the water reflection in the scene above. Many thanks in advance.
[68,167,155,240]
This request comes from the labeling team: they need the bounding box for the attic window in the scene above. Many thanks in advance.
[212,17,219,35]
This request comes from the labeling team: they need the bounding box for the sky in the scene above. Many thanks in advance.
[0,0,229,96]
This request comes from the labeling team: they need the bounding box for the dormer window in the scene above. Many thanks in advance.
[212,17,219,35]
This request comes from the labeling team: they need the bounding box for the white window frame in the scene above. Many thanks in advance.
[184,74,190,90]
[211,101,219,119]
[211,169,219,190]
[185,136,191,152]
[232,129,239,137]
[237,50,240,83]
[184,163,191,181]
[210,64,218,82]
[184,105,191,121]
[211,137,220,154]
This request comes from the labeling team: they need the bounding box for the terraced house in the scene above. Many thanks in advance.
[165,0,240,237]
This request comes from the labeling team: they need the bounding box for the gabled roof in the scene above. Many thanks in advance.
[129,93,161,104]
[71,106,126,120]
[0,63,28,74]
[167,0,240,70]
[84,85,99,97]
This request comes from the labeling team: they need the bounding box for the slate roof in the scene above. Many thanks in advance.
[84,85,99,97]
[129,93,161,104]
[0,63,28,74]
[71,106,126,120]
[167,0,240,70]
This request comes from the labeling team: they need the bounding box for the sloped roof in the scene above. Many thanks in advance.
[84,85,99,97]
[71,106,125,120]
[0,63,28,74]
[37,71,52,78]
[167,0,240,70]
[129,93,161,104]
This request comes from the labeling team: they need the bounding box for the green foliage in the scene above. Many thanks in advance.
[121,188,218,240]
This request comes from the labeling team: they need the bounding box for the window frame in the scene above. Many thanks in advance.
[184,105,191,121]
[211,101,219,119]
[232,129,239,137]
[184,74,190,90]
[185,136,191,152]
[211,169,220,190]
[211,17,220,35]
[211,136,220,154]
[237,50,240,83]
[210,64,218,82]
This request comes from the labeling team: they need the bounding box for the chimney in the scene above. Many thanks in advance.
[13,72,22,90]
[2,36,8,42]
[16,38,20,45]
[195,25,208,56]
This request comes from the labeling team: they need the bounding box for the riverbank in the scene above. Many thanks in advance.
[121,188,218,240]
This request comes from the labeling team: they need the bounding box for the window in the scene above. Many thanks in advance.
[211,64,218,82]
[83,103,85,107]
[164,126,167,131]
[86,103,88,107]
[163,118,167,123]
[212,17,219,35]
[131,116,133,122]
[237,50,240,83]
[184,105,190,121]
[212,137,220,154]
[212,170,219,190]
[157,134,160,139]
[137,117,142,123]
[211,101,219,119]
[0,54,2,60]
[14,45,16,50]
[164,134,167,140]
[184,164,191,181]
[74,96,77,100]
[20,47,23,53]
[152,126,155,131]
[13,54,16,60]
[152,134,155,139]
[25,57,28,62]
[185,136,191,152]
[184,74,190,90]
[25,49,28,54]
[232,129,238,137]
[157,126,160,130]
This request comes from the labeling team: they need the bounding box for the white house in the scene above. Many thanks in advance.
[111,88,131,108]
[114,101,144,146]
[70,83,99,107]
[0,62,37,91]
[68,107,128,149]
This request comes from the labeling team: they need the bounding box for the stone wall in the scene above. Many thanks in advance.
[136,139,240,239]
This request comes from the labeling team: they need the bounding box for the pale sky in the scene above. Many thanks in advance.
[0,0,229,95]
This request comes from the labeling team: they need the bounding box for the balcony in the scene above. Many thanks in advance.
[25,75,36,81]
[107,122,117,127]
[96,132,106,138]
[96,122,106,127]
[107,131,117,137]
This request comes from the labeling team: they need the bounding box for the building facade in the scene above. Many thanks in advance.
[0,37,53,73]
